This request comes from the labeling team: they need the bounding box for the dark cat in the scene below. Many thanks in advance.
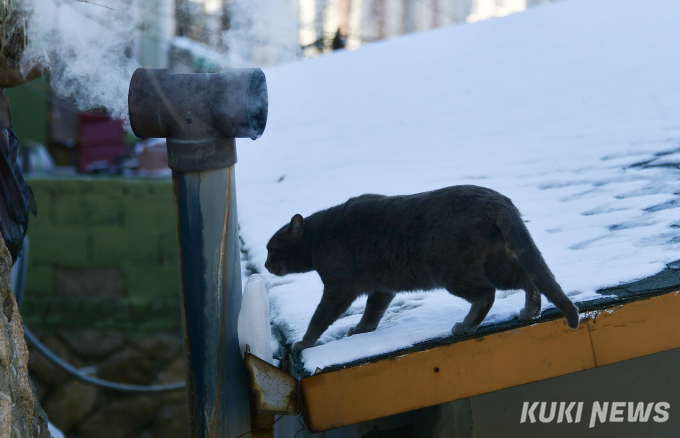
[265,185,580,353]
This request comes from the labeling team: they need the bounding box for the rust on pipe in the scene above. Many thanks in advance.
[173,167,249,437]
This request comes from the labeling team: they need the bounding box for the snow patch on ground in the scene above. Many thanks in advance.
[235,0,680,373]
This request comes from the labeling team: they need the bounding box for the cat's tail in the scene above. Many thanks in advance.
[496,204,580,329]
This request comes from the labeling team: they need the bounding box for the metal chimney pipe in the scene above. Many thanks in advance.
[128,68,268,438]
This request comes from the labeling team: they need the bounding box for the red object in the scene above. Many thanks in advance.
[78,113,128,173]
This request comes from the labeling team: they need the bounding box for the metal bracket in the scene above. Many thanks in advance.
[245,352,301,416]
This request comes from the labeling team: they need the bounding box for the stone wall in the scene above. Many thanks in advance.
[29,329,188,438]
[0,234,51,438]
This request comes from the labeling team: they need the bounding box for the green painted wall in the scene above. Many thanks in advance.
[24,177,181,330]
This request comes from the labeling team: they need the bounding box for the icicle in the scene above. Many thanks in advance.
[238,274,273,364]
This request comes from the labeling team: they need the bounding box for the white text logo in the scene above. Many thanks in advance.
[520,402,670,427]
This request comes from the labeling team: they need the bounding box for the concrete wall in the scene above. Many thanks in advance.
[24,177,181,330]
[455,347,680,438]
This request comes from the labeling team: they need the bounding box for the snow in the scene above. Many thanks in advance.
[48,422,65,438]
[238,274,274,364]
[234,0,680,374]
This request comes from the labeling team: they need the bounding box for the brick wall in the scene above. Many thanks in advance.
[23,177,181,330]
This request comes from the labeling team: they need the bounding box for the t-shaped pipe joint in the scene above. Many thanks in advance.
[128,68,268,172]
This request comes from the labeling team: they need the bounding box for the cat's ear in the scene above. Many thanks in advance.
[285,214,304,241]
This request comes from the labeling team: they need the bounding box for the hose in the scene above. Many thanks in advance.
[23,325,186,393]
[14,240,186,393]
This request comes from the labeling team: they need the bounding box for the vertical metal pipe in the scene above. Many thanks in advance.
[129,68,267,436]
[173,165,250,438]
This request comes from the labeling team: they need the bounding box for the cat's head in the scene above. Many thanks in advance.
[265,214,306,276]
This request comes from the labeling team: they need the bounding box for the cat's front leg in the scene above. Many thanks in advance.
[292,286,356,353]
[291,339,315,352]
[347,290,395,336]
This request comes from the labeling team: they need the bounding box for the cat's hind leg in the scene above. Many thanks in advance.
[347,290,396,336]
[519,286,541,321]
[484,252,540,322]
[448,278,496,336]
[292,286,357,352]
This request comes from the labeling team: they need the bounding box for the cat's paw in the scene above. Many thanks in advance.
[347,325,376,336]
[291,340,313,353]
[451,323,475,336]
[564,304,580,330]
[518,308,540,321]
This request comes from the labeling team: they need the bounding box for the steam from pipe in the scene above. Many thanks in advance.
[20,0,139,125]
[222,0,300,67]
[16,0,298,126]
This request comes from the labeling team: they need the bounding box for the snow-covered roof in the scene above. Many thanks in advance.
[235,0,680,377]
